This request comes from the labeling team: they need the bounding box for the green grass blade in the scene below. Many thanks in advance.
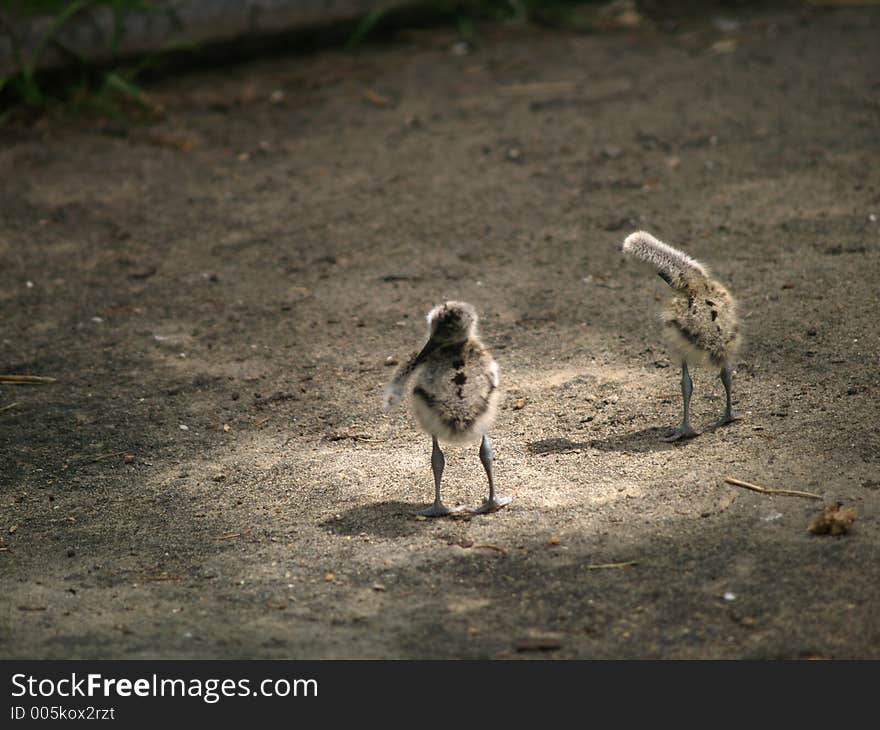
[30,0,95,69]
[103,70,142,99]
[346,8,387,50]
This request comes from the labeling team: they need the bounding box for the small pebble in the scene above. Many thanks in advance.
[601,145,623,159]
[712,16,741,33]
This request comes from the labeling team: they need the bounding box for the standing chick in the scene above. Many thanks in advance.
[384,301,511,516]
[622,231,742,441]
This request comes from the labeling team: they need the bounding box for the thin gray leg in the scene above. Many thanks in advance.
[474,433,512,514]
[663,361,699,442]
[417,436,458,517]
[714,362,741,428]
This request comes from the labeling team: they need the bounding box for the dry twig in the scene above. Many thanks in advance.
[472,544,507,555]
[586,561,638,570]
[92,451,131,463]
[0,375,56,384]
[724,477,822,500]
[364,88,393,106]
[329,433,386,443]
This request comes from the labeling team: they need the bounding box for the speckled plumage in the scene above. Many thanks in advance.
[385,302,500,443]
[623,231,741,366]
[662,272,741,368]
[384,301,509,515]
[410,339,499,444]
[622,230,743,440]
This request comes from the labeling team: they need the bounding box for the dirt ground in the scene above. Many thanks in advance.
[1,4,879,660]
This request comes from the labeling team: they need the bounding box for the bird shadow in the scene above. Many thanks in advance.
[527,437,593,455]
[321,500,436,538]
[588,426,683,453]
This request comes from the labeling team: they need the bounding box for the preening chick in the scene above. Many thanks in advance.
[384,301,510,516]
[622,230,742,441]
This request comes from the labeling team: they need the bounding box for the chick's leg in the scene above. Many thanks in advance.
[474,433,512,514]
[714,362,741,428]
[418,436,461,517]
[664,362,699,442]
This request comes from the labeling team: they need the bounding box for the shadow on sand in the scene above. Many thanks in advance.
[589,426,696,453]
[527,437,593,455]
[529,427,695,455]
[322,500,435,538]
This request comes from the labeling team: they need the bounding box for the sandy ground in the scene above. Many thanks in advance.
[1,4,879,659]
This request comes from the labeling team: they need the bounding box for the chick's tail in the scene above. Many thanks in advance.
[622,231,708,290]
